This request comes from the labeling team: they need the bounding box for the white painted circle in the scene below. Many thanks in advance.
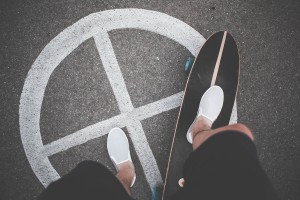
[19,8,236,189]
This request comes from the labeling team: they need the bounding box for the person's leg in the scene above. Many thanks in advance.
[38,128,136,200]
[115,161,135,196]
[173,86,278,200]
[186,85,254,148]
[107,127,136,196]
[192,116,254,150]
[38,161,133,200]
[176,130,279,200]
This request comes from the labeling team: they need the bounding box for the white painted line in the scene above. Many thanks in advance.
[229,100,238,125]
[127,121,163,186]
[94,32,134,113]
[132,91,183,120]
[41,91,183,157]
[94,30,163,187]
[41,114,127,157]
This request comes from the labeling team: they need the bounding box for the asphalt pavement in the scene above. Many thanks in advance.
[1,0,299,199]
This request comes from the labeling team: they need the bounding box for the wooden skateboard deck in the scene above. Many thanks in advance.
[162,31,239,200]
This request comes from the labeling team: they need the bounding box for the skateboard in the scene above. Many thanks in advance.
[161,31,240,200]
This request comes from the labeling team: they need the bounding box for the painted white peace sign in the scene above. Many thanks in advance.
[19,8,237,190]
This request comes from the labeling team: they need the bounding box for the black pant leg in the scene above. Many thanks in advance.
[172,131,279,200]
[38,160,133,200]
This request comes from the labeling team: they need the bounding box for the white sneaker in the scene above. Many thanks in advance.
[107,127,136,187]
[186,86,224,143]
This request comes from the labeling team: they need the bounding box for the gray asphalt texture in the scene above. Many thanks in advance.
[1,0,300,200]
